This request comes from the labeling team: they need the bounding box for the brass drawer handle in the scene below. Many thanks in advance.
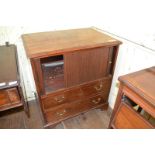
[94,83,103,91]
[56,109,66,116]
[92,97,101,104]
[54,95,65,103]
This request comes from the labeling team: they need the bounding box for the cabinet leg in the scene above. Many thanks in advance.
[44,123,58,129]
[100,103,108,111]
[108,84,124,128]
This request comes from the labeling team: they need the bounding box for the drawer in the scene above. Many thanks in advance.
[45,100,87,124]
[44,93,107,125]
[112,102,154,129]
[42,87,83,110]
[88,93,107,108]
[0,88,20,107]
[81,77,111,97]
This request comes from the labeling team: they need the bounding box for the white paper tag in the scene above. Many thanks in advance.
[8,81,17,86]
[108,39,116,42]
[0,82,6,87]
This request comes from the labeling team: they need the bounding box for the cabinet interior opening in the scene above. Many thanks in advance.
[41,55,64,94]
[122,95,155,126]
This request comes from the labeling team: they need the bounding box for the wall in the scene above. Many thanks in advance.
[107,36,155,108]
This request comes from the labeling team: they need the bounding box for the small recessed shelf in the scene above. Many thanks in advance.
[123,95,155,126]
[41,55,64,94]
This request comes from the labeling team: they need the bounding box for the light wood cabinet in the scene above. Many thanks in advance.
[109,67,155,129]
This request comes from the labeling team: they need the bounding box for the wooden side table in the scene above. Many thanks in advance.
[0,43,28,115]
[109,67,155,129]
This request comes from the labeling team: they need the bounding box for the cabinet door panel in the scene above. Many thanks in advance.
[64,47,110,87]
[112,103,154,129]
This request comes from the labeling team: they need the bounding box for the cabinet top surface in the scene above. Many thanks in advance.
[0,45,18,84]
[119,66,155,107]
[22,27,121,58]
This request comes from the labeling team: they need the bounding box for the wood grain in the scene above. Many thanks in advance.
[119,67,155,108]
[22,28,121,127]
[112,103,154,129]
[109,66,155,129]
[63,109,110,129]
[64,47,110,87]
[22,28,121,58]
[44,93,107,127]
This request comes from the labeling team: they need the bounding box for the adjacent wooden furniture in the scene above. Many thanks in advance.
[22,28,121,128]
[109,67,155,129]
[0,43,28,114]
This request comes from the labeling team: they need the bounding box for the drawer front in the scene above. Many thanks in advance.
[0,88,20,106]
[42,87,83,110]
[88,93,107,108]
[112,103,154,129]
[45,100,87,124]
[81,77,111,97]
[44,93,107,125]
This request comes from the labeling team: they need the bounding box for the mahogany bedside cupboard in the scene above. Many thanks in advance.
[22,28,122,128]
[0,43,28,114]
[109,67,155,129]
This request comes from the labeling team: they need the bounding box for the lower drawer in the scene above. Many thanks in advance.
[44,93,107,125]
[81,76,111,97]
[0,88,20,107]
[112,102,154,129]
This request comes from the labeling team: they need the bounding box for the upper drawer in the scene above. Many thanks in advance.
[42,87,83,110]
[81,76,112,97]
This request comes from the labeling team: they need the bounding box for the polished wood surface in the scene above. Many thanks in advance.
[0,45,18,83]
[42,87,83,110]
[119,67,155,108]
[22,28,121,58]
[64,47,110,87]
[42,77,111,112]
[81,76,111,97]
[112,102,153,129]
[45,93,108,127]
[109,67,155,129]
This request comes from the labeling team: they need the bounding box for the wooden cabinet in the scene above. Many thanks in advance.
[22,28,121,128]
[0,44,28,113]
[109,67,155,129]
